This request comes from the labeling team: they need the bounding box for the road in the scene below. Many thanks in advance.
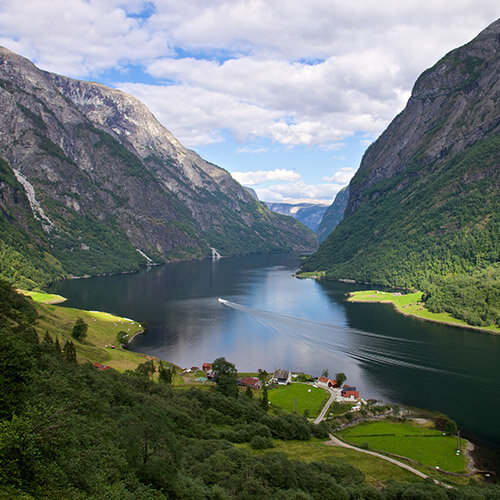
[314,387,336,424]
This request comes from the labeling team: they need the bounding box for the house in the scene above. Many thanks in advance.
[273,369,292,385]
[202,362,212,371]
[93,362,112,371]
[191,366,200,371]
[239,377,261,390]
[341,385,360,399]
[318,377,337,389]
[317,376,330,388]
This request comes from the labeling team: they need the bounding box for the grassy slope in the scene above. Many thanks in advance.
[347,290,500,334]
[32,298,152,372]
[243,438,424,486]
[339,421,466,473]
[267,383,328,417]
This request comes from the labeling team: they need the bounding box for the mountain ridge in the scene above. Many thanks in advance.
[0,46,317,288]
[302,19,500,326]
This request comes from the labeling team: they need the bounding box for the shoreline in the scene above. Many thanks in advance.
[346,291,500,335]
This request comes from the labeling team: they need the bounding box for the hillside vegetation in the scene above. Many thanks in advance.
[4,280,500,498]
[302,20,500,329]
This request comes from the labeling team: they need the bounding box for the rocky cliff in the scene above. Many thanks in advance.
[0,47,317,288]
[316,186,349,244]
[303,19,500,288]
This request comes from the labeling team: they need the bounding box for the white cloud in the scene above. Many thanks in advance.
[0,0,499,148]
[322,167,357,184]
[236,146,270,153]
[256,180,345,204]
[231,169,300,186]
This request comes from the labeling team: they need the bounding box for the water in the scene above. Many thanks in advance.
[50,254,500,447]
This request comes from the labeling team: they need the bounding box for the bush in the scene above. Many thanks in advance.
[250,435,274,449]
[71,318,88,341]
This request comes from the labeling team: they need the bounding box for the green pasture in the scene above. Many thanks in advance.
[339,421,466,473]
[268,383,328,417]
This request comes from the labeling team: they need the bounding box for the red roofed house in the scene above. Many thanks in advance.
[317,376,330,388]
[93,362,112,371]
[239,377,261,390]
[341,385,360,399]
[202,363,212,371]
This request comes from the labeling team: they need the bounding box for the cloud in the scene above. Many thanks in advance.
[1,0,499,148]
[322,167,357,184]
[256,180,345,204]
[236,146,270,153]
[231,169,301,186]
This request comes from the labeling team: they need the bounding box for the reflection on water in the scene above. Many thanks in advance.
[50,254,500,447]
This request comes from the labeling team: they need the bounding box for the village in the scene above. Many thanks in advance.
[181,363,365,419]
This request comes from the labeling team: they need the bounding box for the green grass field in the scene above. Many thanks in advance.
[268,383,328,417]
[339,421,466,473]
[18,289,67,304]
[347,290,500,334]
[243,438,425,486]
[34,302,154,371]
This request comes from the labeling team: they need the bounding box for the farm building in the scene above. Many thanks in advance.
[239,377,261,390]
[272,369,292,385]
[341,385,360,399]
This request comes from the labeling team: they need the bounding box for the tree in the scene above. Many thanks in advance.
[71,318,88,341]
[261,386,269,412]
[158,362,173,385]
[322,368,329,378]
[63,340,77,363]
[135,360,155,379]
[257,369,268,384]
[212,357,238,398]
[245,386,253,400]
[444,419,458,436]
[335,372,346,387]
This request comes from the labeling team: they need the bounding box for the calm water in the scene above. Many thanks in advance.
[50,254,500,447]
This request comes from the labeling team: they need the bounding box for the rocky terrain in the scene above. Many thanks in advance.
[264,202,328,232]
[0,47,317,288]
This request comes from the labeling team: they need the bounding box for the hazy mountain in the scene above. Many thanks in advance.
[316,186,349,244]
[0,47,317,288]
[264,202,327,232]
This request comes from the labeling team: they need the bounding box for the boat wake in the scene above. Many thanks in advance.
[217,298,475,380]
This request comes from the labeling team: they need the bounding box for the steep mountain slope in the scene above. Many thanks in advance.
[316,186,349,243]
[303,20,500,295]
[264,202,328,232]
[0,47,316,288]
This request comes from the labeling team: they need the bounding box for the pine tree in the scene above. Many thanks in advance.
[63,340,77,363]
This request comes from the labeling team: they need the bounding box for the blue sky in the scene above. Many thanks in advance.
[1,1,499,203]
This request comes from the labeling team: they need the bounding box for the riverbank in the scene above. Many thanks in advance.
[347,290,500,335]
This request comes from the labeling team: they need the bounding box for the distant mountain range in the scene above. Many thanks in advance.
[0,47,317,289]
[264,202,328,232]
[303,19,500,327]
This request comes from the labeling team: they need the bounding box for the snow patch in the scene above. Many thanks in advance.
[13,169,54,232]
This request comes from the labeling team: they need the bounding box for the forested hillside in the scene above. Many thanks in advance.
[2,280,500,499]
[303,20,500,328]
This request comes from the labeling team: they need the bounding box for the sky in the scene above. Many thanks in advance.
[1,1,499,204]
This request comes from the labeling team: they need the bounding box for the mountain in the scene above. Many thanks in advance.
[264,202,328,232]
[303,19,500,321]
[316,186,349,243]
[0,47,317,289]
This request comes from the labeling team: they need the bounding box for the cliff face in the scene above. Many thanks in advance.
[316,186,348,244]
[0,47,317,288]
[303,19,500,286]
